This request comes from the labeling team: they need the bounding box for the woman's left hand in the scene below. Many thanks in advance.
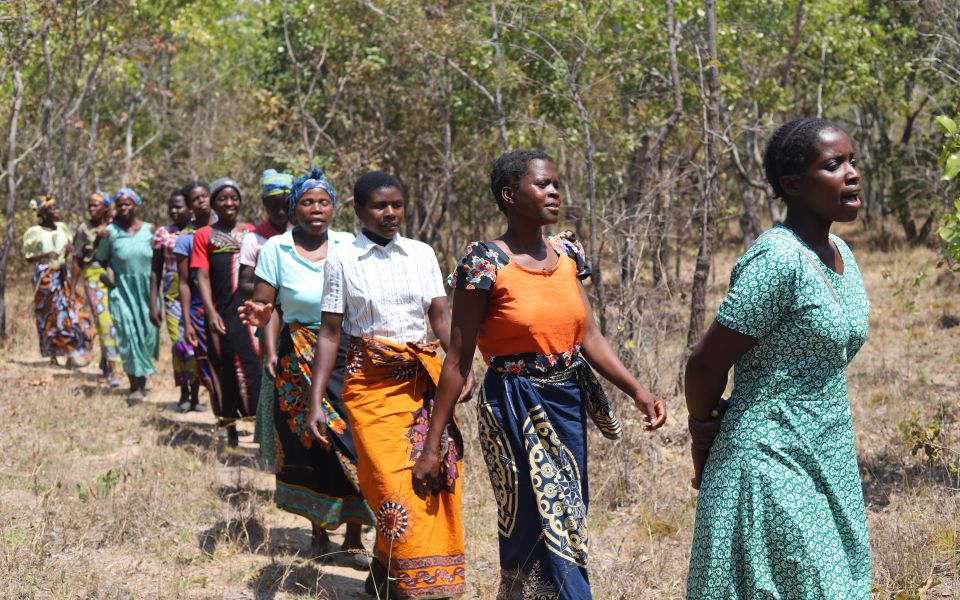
[458,367,478,404]
[411,449,442,500]
[633,388,667,431]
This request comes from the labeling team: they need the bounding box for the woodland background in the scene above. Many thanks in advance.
[1,1,959,598]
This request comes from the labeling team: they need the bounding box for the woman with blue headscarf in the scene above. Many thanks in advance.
[96,187,159,404]
[239,168,373,563]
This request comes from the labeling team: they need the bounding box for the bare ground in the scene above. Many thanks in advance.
[1,229,958,599]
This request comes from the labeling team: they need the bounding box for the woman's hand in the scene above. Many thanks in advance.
[458,367,478,404]
[149,305,162,328]
[633,388,667,430]
[184,321,198,347]
[208,310,226,335]
[238,300,273,329]
[262,347,278,379]
[688,398,729,489]
[412,448,442,500]
[306,405,330,447]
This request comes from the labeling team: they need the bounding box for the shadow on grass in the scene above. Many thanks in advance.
[859,450,960,508]
[199,516,268,556]
[150,415,217,452]
[215,483,273,508]
[246,560,367,599]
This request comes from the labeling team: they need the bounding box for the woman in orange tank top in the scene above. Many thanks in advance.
[413,150,667,599]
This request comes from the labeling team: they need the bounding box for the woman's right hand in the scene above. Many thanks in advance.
[306,406,330,447]
[208,310,226,335]
[263,349,278,379]
[688,399,729,489]
[238,300,273,329]
[184,322,198,347]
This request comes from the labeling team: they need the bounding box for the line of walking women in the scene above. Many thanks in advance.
[23,116,873,599]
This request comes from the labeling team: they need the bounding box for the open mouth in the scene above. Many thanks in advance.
[841,190,861,207]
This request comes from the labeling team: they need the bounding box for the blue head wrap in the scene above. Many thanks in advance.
[89,190,112,207]
[113,187,141,205]
[261,169,293,199]
[289,167,336,214]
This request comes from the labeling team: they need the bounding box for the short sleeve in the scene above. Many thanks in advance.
[239,233,260,267]
[151,226,168,251]
[94,228,113,263]
[172,232,192,257]
[715,239,798,339]
[190,227,211,270]
[22,227,43,259]
[320,249,345,314]
[548,231,591,280]
[253,238,280,288]
[424,247,446,300]
[452,241,503,291]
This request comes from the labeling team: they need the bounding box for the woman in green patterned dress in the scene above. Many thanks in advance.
[685,118,871,599]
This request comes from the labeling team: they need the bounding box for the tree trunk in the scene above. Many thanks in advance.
[686,0,722,351]
[0,63,24,339]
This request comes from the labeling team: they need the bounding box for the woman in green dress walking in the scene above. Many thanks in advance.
[685,118,871,599]
[96,188,159,404]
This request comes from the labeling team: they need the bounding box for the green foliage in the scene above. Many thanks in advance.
[937,115,960,269]
[75,469,121,503]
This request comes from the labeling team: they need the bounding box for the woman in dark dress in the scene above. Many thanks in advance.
[192,177,261,446]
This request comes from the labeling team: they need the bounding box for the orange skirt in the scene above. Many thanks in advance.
[343,337,465,598]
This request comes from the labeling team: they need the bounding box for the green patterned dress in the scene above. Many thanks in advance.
[687,225,871,599]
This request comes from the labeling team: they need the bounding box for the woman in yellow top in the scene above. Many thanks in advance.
[413,150,666,599]
[22,195,94,366]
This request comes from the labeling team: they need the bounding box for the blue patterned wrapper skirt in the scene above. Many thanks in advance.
[477,364,594,600]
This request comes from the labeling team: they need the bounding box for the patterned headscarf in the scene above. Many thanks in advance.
[261,169,293,199]
[289,167,336,214]
[209,177,241,203]
[113,187,142,205]
[29,195,57,216]
[89,190,112,207]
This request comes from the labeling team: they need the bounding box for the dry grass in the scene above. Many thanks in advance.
[1,226,958,599]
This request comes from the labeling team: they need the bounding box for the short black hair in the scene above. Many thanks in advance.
[169,189,186,203]
[353,171,403,206]
[763,118,840,198]
[181,180,209,199]
[489,150,554,213]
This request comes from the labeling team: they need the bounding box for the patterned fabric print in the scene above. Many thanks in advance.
[343,336,465,598]
[387,554,468,599]
[546,232,592,280]
[273,324,374,528]
[451,232,591,292]
[350,337,464,491]
[32,265,95,358]
[687,226,871,599]
[450,240,507,290]
[489,345,581,377]
[477,388,519,538]
[151,224,182,301]
[165,294,197,386]
[377,499,411,541]
[479,367,593,600]
[80,265,121,365]
[524,405,588,567]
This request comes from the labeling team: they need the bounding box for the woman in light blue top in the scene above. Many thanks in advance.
[240,168,373,564]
